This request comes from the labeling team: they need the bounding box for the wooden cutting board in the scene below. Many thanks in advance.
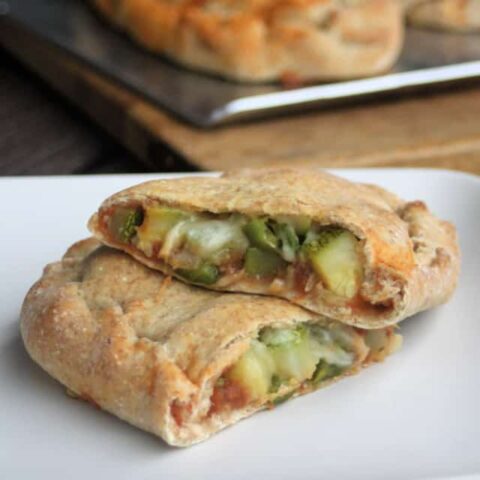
[2,23,480,174]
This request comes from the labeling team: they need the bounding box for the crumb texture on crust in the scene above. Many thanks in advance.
[91,0,403,82]
[89,167,460,327]
[407,0,480,31]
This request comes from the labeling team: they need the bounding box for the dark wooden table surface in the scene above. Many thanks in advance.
[0,48,155,176]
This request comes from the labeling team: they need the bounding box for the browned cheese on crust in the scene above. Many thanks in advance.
[406,0,480,31]
[91,0,404,82]
[88,168,460,329]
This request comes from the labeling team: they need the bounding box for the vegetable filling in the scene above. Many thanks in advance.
[104,206,363,298]
[209,323,398,415]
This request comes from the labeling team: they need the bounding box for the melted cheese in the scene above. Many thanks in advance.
[135,208,248,263]
[184,220,248,257]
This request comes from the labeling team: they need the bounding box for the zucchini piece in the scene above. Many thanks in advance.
[136,207,189,244]
[227,340,275,401]
[175,263,219,285]
[244,247,286,277]
[243,218,278,252]
[303,229,362,298]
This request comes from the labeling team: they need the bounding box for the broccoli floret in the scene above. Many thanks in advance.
[272,222,299,262]
[110,207,144,242]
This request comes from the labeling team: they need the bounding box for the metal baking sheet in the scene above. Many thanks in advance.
[1,0,480,127]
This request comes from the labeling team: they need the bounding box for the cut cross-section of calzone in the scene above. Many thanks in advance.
[89,168,460,329]
[406,0,480,32]
[91,0,404,83]
[21,239,401,447]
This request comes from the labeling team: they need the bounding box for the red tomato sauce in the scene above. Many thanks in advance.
[208,379,249,416]
[170,401,192,427]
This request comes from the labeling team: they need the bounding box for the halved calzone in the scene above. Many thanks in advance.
[91,0,404,83]
[89,168,460,329]
[406,0,480,32]
[21,239,401,446]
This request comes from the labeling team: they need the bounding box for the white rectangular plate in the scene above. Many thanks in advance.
[1,169,479,479]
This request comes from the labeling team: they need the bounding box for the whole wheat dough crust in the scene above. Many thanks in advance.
[407,0,480,31]
[89,168,460,328]
[91,0,404,82]
[20,239,399,446]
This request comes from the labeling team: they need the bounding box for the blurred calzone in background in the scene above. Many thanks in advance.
[91,0,404,82]
[406,0,480,31]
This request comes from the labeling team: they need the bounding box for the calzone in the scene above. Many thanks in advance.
[89,168,460,328]
[91,0,404,82]
[406,0,480,31]
[21,239,401,446]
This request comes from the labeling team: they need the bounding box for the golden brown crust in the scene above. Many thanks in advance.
[88,168,460,328]
[90,0,404,82]
[21,239,400,446]
[407,0,480,31]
